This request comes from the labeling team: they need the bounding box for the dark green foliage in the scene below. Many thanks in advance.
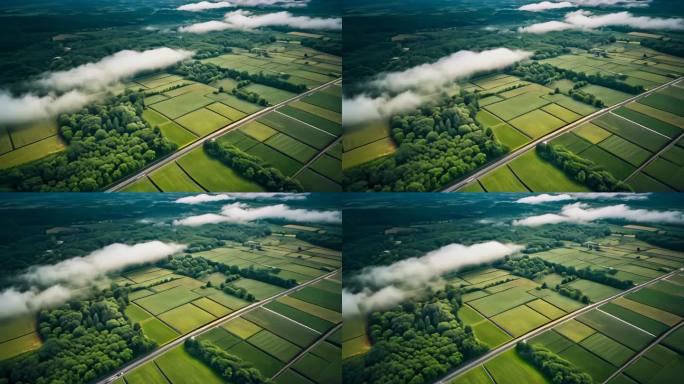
[517,342,593,384]
[550,263,633,290]
[232,87,269,106]
[301,37,342,56]
[296,231,342,251]
[557,285,590,304]
[496,255,549,279]
[344,95,507,191]
[0,92,176,191]
[343,285,487,384]
[222,285,256,302]
[203,140,303,192]
[640,39,684,59]
[636,231,684,251]
[0,288,156,383]
[184,338,270,384]
[536,143,632,192]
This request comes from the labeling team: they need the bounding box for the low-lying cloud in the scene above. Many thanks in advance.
[343,48,532,124]
[177,0,309,11]
[343,241,522,316]
[36,48,195,92]
[175,193,307,205]
[173,202,341,226]
[179,10,341,33]
[519,10,684,33]
[512,202,684,226]
[518,0,651,12]
[515,193,649,205]
[0,90,93,125]
[0,241,186,318]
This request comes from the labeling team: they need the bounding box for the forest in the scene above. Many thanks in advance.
[204,140,303,192]
[0,286,156,383]
[537,143,631,192]
[342,285,487,384]
[0,91,176,192]
[344,93,507,191]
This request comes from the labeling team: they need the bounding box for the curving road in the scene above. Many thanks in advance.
[105,78,341,192]
[441,76,683,192]
[98,269,340,384]
[434,268,682,384]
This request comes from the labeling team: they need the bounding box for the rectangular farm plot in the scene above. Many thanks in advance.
[551,132,592,154]
[566,279,622,302]
[627,286,684,316]
[149,162,204,192]
[296,168,342,192]
[526,299,566,320]
[155,345,224,384]
[277,296,341,324]
[555,319,596,343]
[508,151,590,192]
[198,327,241,350]
[310,154,342,184]
[291,285,341,312]
[265,301,335,333]
[626,101,684,128]
[158,303,215,334]
[558,344,616,382]
[543,93,598,116]
[206,102,246,121]
[542,103,582,123]
[577,310,654,351]
[492,305,550,337]
[121,177,160,192]
[279,105,342,136]
[509,109,566,139]
[479,165,529,192]
[0,332,42,361]
[124,360,168,384]
[243,308,320,348]
[600,302,669,336]
[581,84,632,106]
[640,92,683,116]
[469,286,537,317]
[192,297,232,317]
[260,112,336,149]
[485,93,551,121]
[177,147,264,192]
[176,108,230,137]
[484,349,549,384]
[612,296,682,326]
[150,91,214,120]
[579,146,635,180]
[135,285,201,315]
[241,121,278,141]
[265,133,318,163]
[613,107,682,139]
[232,278,286,300]
[208,93,264,114]
[594,113,669,152]
[643,157,683,191]
[223,317,262,339]
[0,135,66,170]
[8,120,58,148]
[574,123,612,144]
[140,317,179,345]
[247,329,302,362]
[244,84,295,104]
[580,332,635,366]
[245,143,303,176]
[476,110,531,150]
[301,92,341,113]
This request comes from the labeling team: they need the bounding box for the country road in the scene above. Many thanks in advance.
[434,268,682,383]
[97,268,340,384]
[105,78,342,192]
[441,76,683,192]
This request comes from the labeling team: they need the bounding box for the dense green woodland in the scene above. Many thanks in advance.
[0,287,155,384]
[343,285,487,384]
[0,92,175,191]
[345,94,507,191]
[185,339,270,384]
[517,342,593,384]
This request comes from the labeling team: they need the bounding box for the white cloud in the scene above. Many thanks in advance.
[519,1,574,12]
[515,193,649,204]
[174,193,308,204]
[0,286,73,319]
[0,90,93,125]
[373,48,533,94]
[342,91,425,125]
[179,10,341,33]
[518,0,651,12]
[36,48,195,92]
[177,1,235,11]
[519,10,684,33]
[23,241,187,287]
[513,202,684,226]
[343,48,532,125]
[173,202,341,226]
[344,241,522,316]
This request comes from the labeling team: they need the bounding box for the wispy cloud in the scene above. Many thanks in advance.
[342,91,424,126]
[519,10,684,33]
[343,241,522,316]
[0,90,94,125]
[512,202,684,226]
[173,202,341,226]
[515,193,649,205]
[174,193,307,205]
[177,1,235,11]
[179,10,341,33]
[519,1,574,12]
[518,0,651,12]
[177,0,309,11]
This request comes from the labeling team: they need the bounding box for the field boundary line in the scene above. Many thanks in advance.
[292,136,342,179]
[260,306,321,334]
[601,320,684,384]
[483,365,497,384]
[595,308,656,337]
[441,76,683,192]
[466,303,514,339]
[625,130,684,184]
[273,110,336,137]
[433,268,682,384]
[271,322,342,381]
[96,268,340,384]
[608,111,670,139]
[174,161,210,193]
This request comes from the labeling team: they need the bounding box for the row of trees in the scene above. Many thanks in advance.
[344,94,508,191]
[204,140,303,192]
[232,87,268,106]
[1,288,156,383]
[557,285,590,304]
[343,285,488,384]
[185,339,270,384]
[636,231,684,251]
[496,255,549,280]
[537,143,632,192]
[0,92,176,191]
[517,342,593,384]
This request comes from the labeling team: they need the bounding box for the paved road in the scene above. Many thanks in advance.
[602,320,684,384]
[441,76,683,192]
[435,268,682,383]
[98,269,340,384]
[105,78,341,192]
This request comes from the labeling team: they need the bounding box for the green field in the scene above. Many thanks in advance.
[8,120,58,148]
[508,151,590,192]
[177,147,264,192]
[244,83,295,104]
[542,103,582,123]
[155,345,224,384]
[265,301,334,333]
[248,329,302,362]
[559,344,616,382]
[149,162,204,192]
[555,319,596,343]
[278,296,341,324]
[574,123,612,144]
[643,157,683,191]
[223,317,263,339]
[342,137,397,170]
[290,100,341,123]
[451,366,493,384]
[135,286,201,315]
[479,165,529,192]
[600,302,669,336]
[0,135,66,170]
[233,278,285,300]
[484,349,549,384]
[492,305,550,337]
[260,112,336,150]
[291,285,341,312]
[295,168,342,192]
[151,91,214,119]
[124,361,168,384]
[485,93,551,121]
[578,146,635,180]
[640,92,683,116]
[279,105,342,136]
[245,143,303,176]
[121,177,160,192]
[158,303,215,333]
[509,109,565,139]
[526,299,566,320]
[301,92,341,113]
[580,332,634,366]
[206,102,247,121]
[627,286,684,316]
[566,279,622,302]
[265,133,318,163]
[594,113,669,153]
[227,341,285,377]
[581,84,632,106]
[612,297,682,326]
[477,110,531,150]
[243,308,319,348]
[551,132,592,154]
[140,317,179,345]
[241,121,278,141]
[310,154,342,183]
[469,286,536,317]
[613,107,682,139]
[176,108,230,137]
[578,310,654,350]
[598,135,652,166]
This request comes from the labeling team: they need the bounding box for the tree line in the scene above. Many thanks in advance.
[343,284,488,384]
[537,143,632,192]
[0,287,155,383]
[0,92,176,191]
[517,342,593,384]
[185,338,270,384]
[204,140,303,192]
[345,94,507,191]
